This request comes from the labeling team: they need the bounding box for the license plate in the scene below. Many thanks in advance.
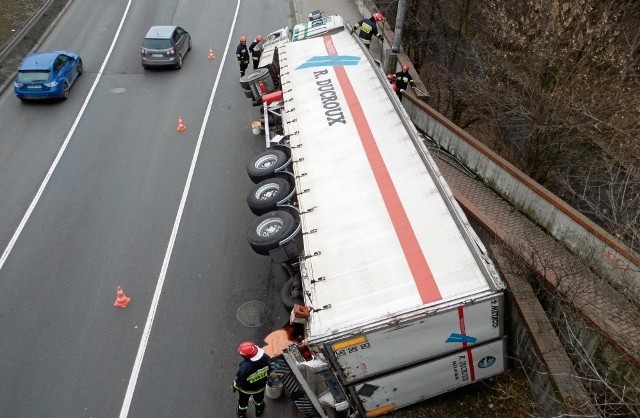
[28,85,42,89]
[152,54,163,58]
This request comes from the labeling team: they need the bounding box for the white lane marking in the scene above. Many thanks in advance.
[118,0,243,416]
[0,0,134,271]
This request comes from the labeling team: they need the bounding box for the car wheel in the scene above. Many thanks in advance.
[77,59,83,76]
[247,210,298,255]
[175,54,183,69]
[247,178,293,215]
[62,82,69,100]
[247,150,290,183]
[188,38,192,51]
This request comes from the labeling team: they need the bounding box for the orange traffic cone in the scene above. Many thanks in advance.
[208,48,215,60]
[114,285,131,308]
[177,115,187,132]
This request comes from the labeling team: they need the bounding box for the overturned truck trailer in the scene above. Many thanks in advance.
[241,16,507,418]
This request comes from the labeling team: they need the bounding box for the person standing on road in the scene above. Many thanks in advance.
[236,36,250,76]
[232,341,271,417]
[394,65,415,100]
[249,35,263,70]
[352,12,384,49]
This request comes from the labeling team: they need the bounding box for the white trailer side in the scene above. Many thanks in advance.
[278,27,503,346]
[254,17,507,417]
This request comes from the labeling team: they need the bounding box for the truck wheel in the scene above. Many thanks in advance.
[281,274,304,309]
[247,178,293,215]
[247,211,297,255]
[247,150,289,183]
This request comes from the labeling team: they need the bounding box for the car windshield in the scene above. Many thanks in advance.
[17,71,50,82]
[143,38,172,49]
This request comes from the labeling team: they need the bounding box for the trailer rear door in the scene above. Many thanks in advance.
[352,338,507,416]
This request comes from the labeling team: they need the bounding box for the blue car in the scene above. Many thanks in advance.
[14,51,83,101]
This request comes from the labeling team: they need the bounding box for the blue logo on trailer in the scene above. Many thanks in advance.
[477,356,496,368]
[445,333,477,344]
[296,56,360,70]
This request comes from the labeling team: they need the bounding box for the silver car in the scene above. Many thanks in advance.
[141,25,191,69]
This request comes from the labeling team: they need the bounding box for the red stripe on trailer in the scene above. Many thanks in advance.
[458,305,476,381]
[458,305,467,346]
[467,347,476,382]
[322,35,442,304]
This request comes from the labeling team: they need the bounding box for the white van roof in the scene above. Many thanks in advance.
[291,15,345,42]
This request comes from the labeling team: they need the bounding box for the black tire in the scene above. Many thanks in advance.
[77,59,83,76]
[62,82,69,100]
[175,54,183,69]
[247,150,289,183]
[280,274,304,309]
[188,38,192,51]
[239,68,270,89]
[247,211,297,255]
[247,178,293,215]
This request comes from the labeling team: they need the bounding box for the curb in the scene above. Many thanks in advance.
[0,0,56,63]
[0,0,76,96]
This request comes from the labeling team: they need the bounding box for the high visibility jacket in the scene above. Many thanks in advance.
[353,17,380,45]
[233,353,271,394]
[394,70,414,91]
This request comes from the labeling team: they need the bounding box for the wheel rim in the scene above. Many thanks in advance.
[255,183,280,201]
[63,84,69,98]
[254,154,278,170]
[256,217,283,237]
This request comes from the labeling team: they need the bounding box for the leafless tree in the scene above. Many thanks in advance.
[379,0,640,250]
[555,145,640,251]
[558,311,640,417]
[465,1,639,178]
[495,243,640,416]
[379,0,477,126]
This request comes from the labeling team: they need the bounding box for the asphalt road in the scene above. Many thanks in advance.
[0,0,292,416]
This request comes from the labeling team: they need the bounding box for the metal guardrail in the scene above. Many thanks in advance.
[0,0,56,63]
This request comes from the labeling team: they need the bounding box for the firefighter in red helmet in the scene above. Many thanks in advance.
[236,36,250,76]
[249,35,264,70]
[232,341,271,417]
[393,64,415,100]
[352,12,384,49]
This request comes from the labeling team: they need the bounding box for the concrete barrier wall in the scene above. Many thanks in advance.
[401,94,640,303]
[492,247,597,416]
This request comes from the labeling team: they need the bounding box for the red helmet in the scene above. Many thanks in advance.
[402,65,410,72]
[238,341,259,358]
[240,36,246,44]
[256,35,263,42]
[373,12,383,21]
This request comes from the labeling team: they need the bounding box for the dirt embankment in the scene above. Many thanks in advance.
[0,0,70,90]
